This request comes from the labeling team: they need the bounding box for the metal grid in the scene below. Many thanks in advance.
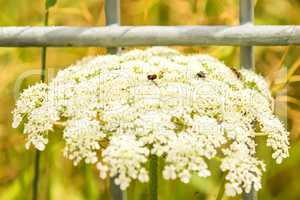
[0,25,299,47]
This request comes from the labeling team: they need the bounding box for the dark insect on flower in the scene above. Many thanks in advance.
[230,67,242,79]
[196,71,206,78]
[147,74,157,80]
[213,113,223,124]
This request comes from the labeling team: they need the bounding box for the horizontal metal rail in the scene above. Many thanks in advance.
[0,25,299,47]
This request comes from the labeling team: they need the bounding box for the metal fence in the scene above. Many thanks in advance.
[1,0,298,200]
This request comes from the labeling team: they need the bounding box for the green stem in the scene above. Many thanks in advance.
[149,155,158,200]
[32,151,40,200]
[41,9,48,82]
[216,173,226,200]
[32,5,49,200]
[41,46,47,82]
[84,165,96,200]
[122,190,127,200]
[46,144,52,200]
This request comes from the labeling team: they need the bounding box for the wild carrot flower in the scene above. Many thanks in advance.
[12,47,289,196]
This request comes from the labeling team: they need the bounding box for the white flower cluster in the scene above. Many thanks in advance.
[97,134,149,190]
[12,47,289,196]
[221,142,266,196]
[63,118,105,165]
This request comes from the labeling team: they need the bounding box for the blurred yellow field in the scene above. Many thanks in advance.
[0,1,300,200]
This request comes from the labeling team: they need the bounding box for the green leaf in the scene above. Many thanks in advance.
[45,0,57,9]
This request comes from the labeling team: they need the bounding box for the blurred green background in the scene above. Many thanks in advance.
[0,0,300,199]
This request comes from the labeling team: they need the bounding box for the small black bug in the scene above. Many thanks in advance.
[147,74,159,86]
[147,74,157,80]
[196,71,206,78]
[229,67,242,79]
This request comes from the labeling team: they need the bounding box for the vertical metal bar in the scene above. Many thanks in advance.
[240,0,254,70]
[104,1,124,200]
[243,189,257,200]
[105,0,120,54]
[240,0,256,199]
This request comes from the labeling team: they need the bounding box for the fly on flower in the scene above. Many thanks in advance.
[196,71,206,78]
[147,74,158,86]
[229,66,242,79]
[147,74,157,80]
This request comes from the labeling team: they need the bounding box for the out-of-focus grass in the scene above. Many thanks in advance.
[0,0,299,199]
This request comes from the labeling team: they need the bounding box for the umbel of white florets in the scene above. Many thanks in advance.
[12,47,289,196]
[63,118,105,165]
[97,134,149,190]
